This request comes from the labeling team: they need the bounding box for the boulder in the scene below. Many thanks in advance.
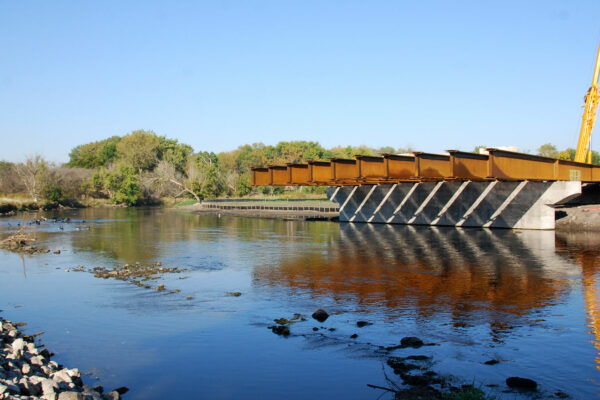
[114,387,129,395]
[356,321,372,328]
[103,391,120,400]
[400,336,424,348]
[271,325,290,336]
[11,338,25,355]
[58,391,84,400]
[21,363,31,375]
[311,309,329,322]
[0,384,7,395]
[506,377,537,390]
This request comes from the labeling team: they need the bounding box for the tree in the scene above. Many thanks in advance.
[90,164,142,206]
[68,136,121,168]
[537,143,559,158]
[13,155,48,202]
[157,136,193,174]
[116,130,160,172]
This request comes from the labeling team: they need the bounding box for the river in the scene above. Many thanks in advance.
[0,207,599,399]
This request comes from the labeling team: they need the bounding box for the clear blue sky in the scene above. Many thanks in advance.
[1,0,600,162]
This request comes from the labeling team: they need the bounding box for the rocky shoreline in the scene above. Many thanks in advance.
[0,317,128,400]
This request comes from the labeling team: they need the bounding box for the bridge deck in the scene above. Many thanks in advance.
[251,149,600,186]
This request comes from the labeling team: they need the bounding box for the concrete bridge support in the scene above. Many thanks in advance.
[327,181,582,230]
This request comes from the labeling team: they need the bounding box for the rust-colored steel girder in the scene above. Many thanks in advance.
[250,148,600,186]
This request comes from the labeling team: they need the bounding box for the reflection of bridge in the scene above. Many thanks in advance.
[253,225,600,359]
[251,149,600,229]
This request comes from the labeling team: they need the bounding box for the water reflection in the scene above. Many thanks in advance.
[254,224,579,340]
[556,231,600,372]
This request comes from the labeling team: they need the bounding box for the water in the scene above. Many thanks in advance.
[0,207,599,399]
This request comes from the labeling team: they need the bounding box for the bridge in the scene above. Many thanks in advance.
[251,148,600,229]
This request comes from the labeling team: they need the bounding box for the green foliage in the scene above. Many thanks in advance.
[157,136,193,174]
[68,136,121,168]
[116,130,160,171]
[42,185,64,202]
[90,165,141,206]
[537,143,559,158]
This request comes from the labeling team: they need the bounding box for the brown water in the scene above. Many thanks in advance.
[0,207,599,399]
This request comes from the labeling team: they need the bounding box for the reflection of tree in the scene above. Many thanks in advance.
[556,232,600,372]
[254,224,571,338]
[53,208,338,265]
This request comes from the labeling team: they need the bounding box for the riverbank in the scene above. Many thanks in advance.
[0,317,127,400]
[555,204,600,231]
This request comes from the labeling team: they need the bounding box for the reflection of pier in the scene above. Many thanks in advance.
[254,225,579,336]
[556,232,600,372]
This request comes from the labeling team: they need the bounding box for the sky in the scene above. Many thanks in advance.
[1,0,600,163]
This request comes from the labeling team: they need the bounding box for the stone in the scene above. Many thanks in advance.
[350,333,358,338]
[21,363,31,375]
[270,325,290,336]
[387,358,420,374]
[555,390,569,398]
[3,382,20,394]
[30,355,44,366]
[157,284,165,291]
[41,377,57,395]
[400,336,424,348]
[484,359,499,365]
[0,384,7,395]
[53,370,73,384]
[400,373,436,387]
[93,386,104,394]
[356,321,372,328]
[103,391,120,400]
[114,387,129,395]
[58,392,83,400]
[311,309,329,322]
[54,250,61,254]
[11,338,25,355]
[506,377,537,390]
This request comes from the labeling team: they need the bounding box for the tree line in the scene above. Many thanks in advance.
[0,131,598,207]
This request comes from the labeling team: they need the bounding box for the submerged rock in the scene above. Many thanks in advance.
[270,325,290,336]
[400,336,424,348]
[506,376,537,390]
[484,359,500,365]
[227,292,242,297]
[312,309,329,322]
[356,321,372,328]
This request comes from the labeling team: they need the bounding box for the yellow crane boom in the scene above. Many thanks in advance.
[575,39,600,163]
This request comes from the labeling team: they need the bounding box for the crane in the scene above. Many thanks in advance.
[575,39,600,163]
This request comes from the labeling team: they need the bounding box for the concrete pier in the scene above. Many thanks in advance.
[327,181,582,230]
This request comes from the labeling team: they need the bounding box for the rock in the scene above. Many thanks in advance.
[350,333,358,338]
[3,382,20,394]
[387,358,420,374]
[21,363,31,375]
[41,377,58,395]
[58,392,83,400]
[186,296,193,300]
[11,338,25,355]
[400,336,424,348]
[356,321,372,328]
[54,250,61,254]
[114,387,129,395]
[484,359,499,365]
[30,355,44,366]
[270,325,290,336]
[506,376,537,390]
[400,373,437,387]
[53,370,73,384]
[93,386,104,394]
[157,284,165,291]
[311,309,329,322]
[156,262,162,266]
[394,386,441,400]
[103,391,120,400]
[0,384,7,395]
[555,390,569,398]
[227,292,242,297]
